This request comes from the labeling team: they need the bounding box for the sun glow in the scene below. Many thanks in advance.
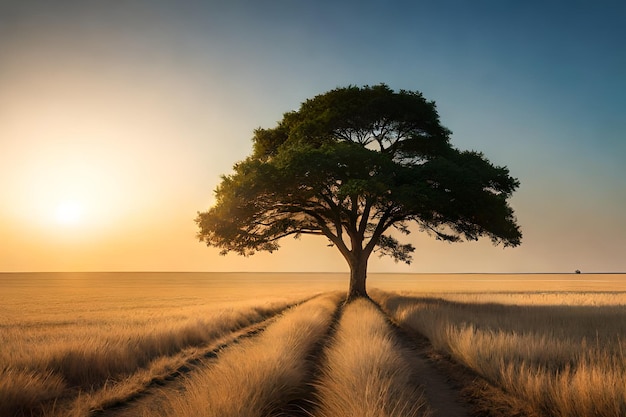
[55,200,84,225]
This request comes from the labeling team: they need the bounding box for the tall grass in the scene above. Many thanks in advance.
[313,298,430,417]
[153,293,341,417]
[1,291,296,416]
[0,369,65,416]
[375,291,626,417]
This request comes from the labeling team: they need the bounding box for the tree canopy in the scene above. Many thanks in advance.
[196,84,521,299]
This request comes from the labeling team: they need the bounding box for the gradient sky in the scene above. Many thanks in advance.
[1,1,624,273]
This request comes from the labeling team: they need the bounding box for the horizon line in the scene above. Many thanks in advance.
[1,270,625,275]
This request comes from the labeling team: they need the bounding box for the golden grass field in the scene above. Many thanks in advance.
[1,272,626,417]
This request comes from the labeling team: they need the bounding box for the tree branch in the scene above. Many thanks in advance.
[363,206,394,256]
[357,197,373,238]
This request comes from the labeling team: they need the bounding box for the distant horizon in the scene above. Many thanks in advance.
[2,270,624,275]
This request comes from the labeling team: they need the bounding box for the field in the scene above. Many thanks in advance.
[2,272,626,417]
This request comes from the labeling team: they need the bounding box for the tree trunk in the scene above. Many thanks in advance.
[346,254,369,301]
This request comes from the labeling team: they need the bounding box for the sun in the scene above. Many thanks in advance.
[55,201,84,225]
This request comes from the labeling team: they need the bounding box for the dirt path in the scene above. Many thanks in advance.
[401,336,471,417]
[376,305,471,417]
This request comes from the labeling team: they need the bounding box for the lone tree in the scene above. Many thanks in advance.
[196,85,521,300]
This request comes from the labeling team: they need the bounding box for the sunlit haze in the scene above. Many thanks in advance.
[1,1,624,273]
[55,201,84,225]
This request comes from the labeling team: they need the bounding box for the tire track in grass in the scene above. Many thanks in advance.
[376,306,470,417]
[131,292,343,417]
[90,318,273,417]
[370,292,470,417]
[61,298,309,417]
[372,292,536,417]
[273,295,345,417]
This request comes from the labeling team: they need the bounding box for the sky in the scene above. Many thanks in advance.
[1,1,624,273]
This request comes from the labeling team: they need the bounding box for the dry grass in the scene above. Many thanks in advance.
[313,298,430,417]
[375,291,626,417]
[5,272,626,417]
[152,293,341,417]
[0,273,302,416]
[0,369,65,416]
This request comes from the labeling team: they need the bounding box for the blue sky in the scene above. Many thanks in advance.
[1,1,624,272]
